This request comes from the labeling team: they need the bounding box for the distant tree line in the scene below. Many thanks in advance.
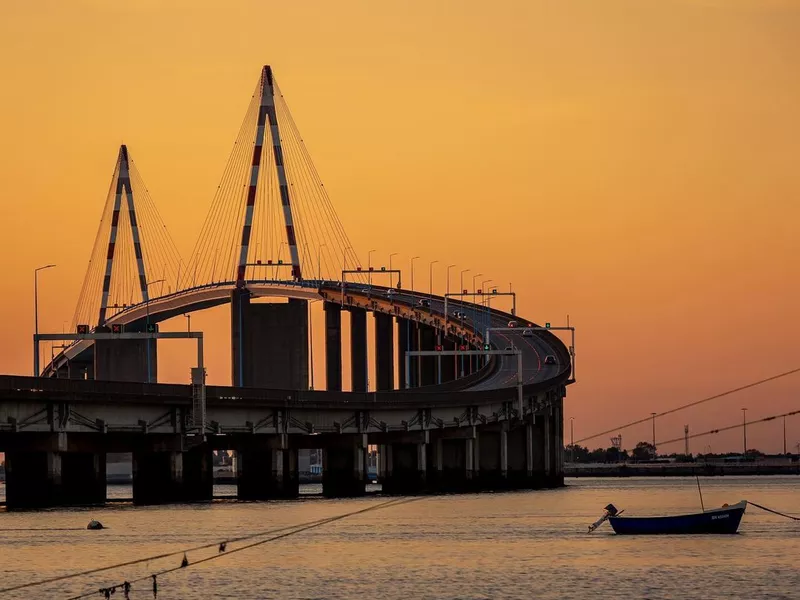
[565,441,775,464]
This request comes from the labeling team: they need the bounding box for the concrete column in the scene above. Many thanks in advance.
[374,312,394,391]
[94,337,157,383]
[5,451,62,509]
[544,409,552,478]
[182,444,213,502]
[322,436,367,497]
[324,302,343,391]
[237,447,299,500]
[397,318,408,388]
[526,422,534,477]
[382,441,427,494]
[62,452,107,506]
[349,307,367,392]
[441,338,456,383]
[500,429,508,477]
[231,292,309,389]
[418,324,437,386]
[132,451,184,505]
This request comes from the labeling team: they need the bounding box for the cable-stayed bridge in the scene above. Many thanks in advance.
[1,66,574,509]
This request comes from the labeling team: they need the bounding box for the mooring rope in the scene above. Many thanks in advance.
[749,501,800,521]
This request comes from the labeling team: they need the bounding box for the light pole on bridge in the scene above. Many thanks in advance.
[742,408,748,456]
[145,278,165,384]
[33,264,56,376]
[410,256,420,293]
[389,253,398,287]
[368,249,376,286]
[651,412,657,458]
[318,244,326,280]
[429,260,438,297]
[446,264,456,298]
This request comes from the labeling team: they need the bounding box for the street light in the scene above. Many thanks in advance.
[429,260,438,297]
[33,264,56,376]
[472,273,482,293]
[446,264,456,297]
[651,412,657,457]
[570,417,575,463]
[460,269,470,295]
[742,408,748,456]
[368,249,376,286]
[145,278,165,384]
[410,256,420,292]
[343,246,352,277]
[317,243,326,280]
[389,253,399,287]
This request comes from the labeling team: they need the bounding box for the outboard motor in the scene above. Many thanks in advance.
[588,504,621,533]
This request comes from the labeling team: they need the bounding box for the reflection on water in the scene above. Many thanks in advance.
[1,477,799,599]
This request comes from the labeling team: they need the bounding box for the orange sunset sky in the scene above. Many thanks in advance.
[0,0,798,453]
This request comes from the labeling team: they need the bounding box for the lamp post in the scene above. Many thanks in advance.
[472,273,482,293]
[429,260,438,297]
[145,279,165,384]
[318,243,326,280]
[784,414,787,455]
[742,408,748,456]
[410,256,420,293]
[446,264,456,297]
[389,253,399,287]
[460,269,470,296]
[651,412,657,457]
[343,246,352,277]
[570,417,575,463]
[368,249,375,286]
[33,264,56,376]
[184,314,191,333]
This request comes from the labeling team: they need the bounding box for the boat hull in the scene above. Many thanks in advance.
[608,501,746,535]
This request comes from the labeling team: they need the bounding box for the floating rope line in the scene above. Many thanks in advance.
[749,501,800,521]
[0,497,417,598]
[62,497,420,600]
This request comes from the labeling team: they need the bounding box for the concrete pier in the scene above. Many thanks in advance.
[132,443,212,505]
[324,302,343,391]
[349,307,368,392]
[374,312,394,391]
[418,324,437,386]
[3,434,107,509]
[95,336,156,383]
[322,436,367,497]
[231,291,309,388]
[237,447,299,500]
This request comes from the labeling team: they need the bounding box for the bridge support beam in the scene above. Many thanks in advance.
[380,433,428,495]
[476,426,508,489]
[440,338,456,383]
[349,307,368,392]
[237,445,299,500]
[3,434,107,509]
[418,324,437,386]
[398,318,418,387]
[322,435,367,497]
[231,291,309,389]
[374,312,394,391]
[132,442,212,505]
[324,302,342,391]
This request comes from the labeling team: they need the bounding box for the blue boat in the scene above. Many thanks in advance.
[601,501,747,535]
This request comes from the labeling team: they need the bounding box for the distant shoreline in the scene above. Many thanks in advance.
[565,462,800,477]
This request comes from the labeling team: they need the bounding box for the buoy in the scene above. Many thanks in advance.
[87,520,104,530]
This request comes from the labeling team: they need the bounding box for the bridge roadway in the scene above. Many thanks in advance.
[44,279,569,394]
[9,280,570,509]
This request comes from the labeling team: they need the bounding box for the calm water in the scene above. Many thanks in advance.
[0,477,799,599]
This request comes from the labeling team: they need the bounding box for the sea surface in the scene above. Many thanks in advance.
[0,477,798,599]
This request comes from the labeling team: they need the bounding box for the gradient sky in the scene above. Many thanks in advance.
[0,0,798,453]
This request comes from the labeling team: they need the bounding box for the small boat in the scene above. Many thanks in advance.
[589,501,747,535]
